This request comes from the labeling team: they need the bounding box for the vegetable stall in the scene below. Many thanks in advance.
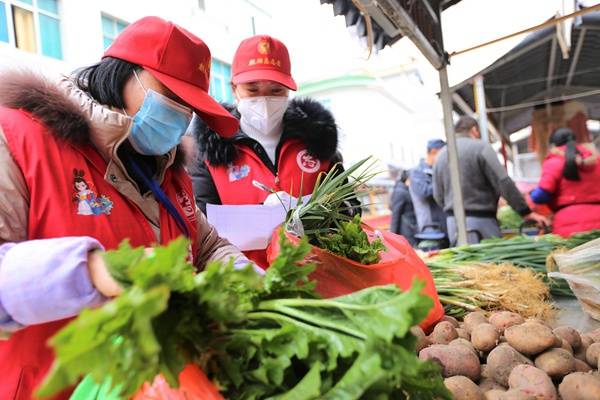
[38,235,450,400]
[31,158,600,399]
[419,232,600,399]
[426,230,600,316]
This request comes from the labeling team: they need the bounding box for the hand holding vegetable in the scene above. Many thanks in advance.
[87,250,122,297]
[523,211,550,228]
[263,190,295,207]
[88,247,161,297]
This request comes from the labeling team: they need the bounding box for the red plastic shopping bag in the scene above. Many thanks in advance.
[266,225,444,332]
[132,364,223,400]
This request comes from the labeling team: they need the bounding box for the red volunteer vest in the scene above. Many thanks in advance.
[0,107,198,400]
[206,139,330,267]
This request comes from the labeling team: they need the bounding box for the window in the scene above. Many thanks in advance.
[101,14,127,50]
[209,59,234,104]
[0,0,62,59]
[0,2,8,43]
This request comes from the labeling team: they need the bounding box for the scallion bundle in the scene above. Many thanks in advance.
[285,157,387,263]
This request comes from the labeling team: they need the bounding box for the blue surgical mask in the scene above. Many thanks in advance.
[128,72,193,156]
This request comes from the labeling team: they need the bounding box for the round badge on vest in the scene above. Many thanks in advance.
[296,150,320,173]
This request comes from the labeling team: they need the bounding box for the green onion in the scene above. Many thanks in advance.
[428,231,600,300]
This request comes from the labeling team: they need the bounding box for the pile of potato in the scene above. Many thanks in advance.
[415,311,600,399]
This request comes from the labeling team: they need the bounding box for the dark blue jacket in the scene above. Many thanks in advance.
[409,159,447,233]
[389,180,417,245]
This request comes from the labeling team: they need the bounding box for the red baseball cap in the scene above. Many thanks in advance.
[104,16,239,137]
[232,35,297,90]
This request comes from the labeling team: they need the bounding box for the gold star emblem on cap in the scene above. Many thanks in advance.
[198,60,211,79]
[257,39,270,55]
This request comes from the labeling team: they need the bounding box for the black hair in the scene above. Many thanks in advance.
[550,127,580,181]
[73,169,89,191]
[400,170,409,184]
[73,57,141,109]
[454,116,478,134]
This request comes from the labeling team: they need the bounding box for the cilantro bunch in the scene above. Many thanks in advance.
[315,214,387,264]
[38,234,450,400]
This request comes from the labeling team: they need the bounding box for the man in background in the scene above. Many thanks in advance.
[410,139,447,238]
[433,116,548,244]
[389,167,417,246]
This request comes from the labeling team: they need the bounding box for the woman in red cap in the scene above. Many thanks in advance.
[0,16,252,399]
[190,34,353,268]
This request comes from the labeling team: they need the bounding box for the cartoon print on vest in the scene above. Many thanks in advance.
[72,169,114,216]
[228,164,251,182]
[296,149,321,173]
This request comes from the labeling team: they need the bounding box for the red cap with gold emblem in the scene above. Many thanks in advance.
[231,35,297,90]
[103,16,239,137]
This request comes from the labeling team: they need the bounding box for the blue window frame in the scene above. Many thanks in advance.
[0,0,62,59]
[0,2,8,43]
[39,12,60,58]
[101,14,127,50]
[209,59,234,104]
[37,0,57,13]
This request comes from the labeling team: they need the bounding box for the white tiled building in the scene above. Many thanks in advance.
[298,66,446,168]
[0,0,272,102]
[0,0,451,171]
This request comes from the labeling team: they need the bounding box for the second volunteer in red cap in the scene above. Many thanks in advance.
[0,16,254,399]
[190,34,357,269]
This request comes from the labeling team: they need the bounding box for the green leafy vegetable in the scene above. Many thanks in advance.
[210,282,448,399]
[284,157,388,264]
[262,232,317,299]
[497,205,524,230]
[38,233,450,400]
[315,214,387,264]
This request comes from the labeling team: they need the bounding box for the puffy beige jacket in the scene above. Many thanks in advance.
[0,70,243,267]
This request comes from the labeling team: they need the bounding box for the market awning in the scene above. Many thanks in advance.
[451,9,600,137]
[319,0,462,55]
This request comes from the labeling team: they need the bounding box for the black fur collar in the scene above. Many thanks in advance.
[192,97,338,166]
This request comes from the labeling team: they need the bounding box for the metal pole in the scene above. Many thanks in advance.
[474,75,490,143]
[439,66,468,245]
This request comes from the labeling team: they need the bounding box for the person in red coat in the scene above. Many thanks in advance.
[0,16,250,399]
[531,128,600,236]
[189,35,358,268]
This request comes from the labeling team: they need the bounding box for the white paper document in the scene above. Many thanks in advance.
[206,204,288,251]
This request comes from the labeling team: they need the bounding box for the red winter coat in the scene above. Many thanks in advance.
[189,98,343,268]
[0,72,243,399]
[538,144,600,236]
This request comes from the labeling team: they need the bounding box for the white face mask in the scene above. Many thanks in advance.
[237,96,288,137]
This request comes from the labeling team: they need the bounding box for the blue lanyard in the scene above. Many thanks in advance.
[127,157,191,238]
